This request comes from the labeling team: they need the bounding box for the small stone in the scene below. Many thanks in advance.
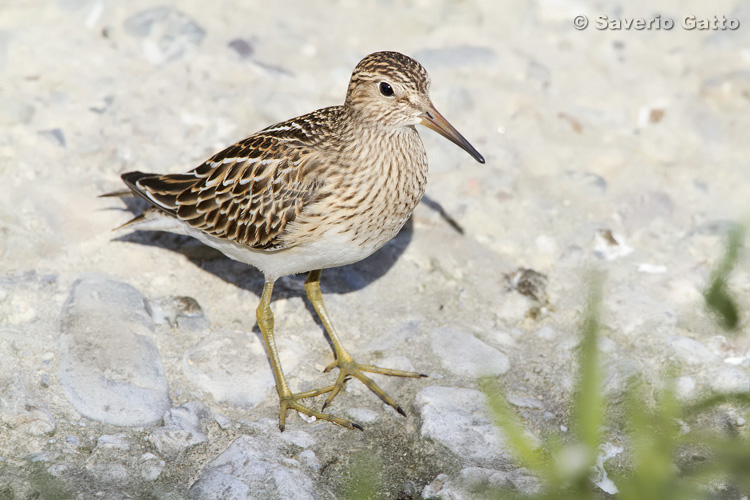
[534,326,557,340]
[344,408,380,425]
[148,402,209,458]
[423,467,539,499]
[123,7,206,64]
[58,276,171,427]
[674,376,697,401]
[430,327,510,377]
[669,337,719,366]
[188,435,319,500]
[97,434,130,451]
[279,429,315,449]
[149,295,208,330]
[297,450,321,473]
[64,435,79,447]
[26,451,60,463]
[708,367,750,394]
[38,128,66,147]
[228,38,254,58]
[0,372,56,436]
[140,453,166,481]
[506,395,544,410]
[214,413,232,430]
[417,386,514,467]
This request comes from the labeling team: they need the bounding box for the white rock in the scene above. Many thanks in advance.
[123,7,206,65]
[214,413,233,430]
[417,386,513,467]
[188,435,319,500]
[297,450,321,474]
[506,395,544,410]
[59,276,171,427]
[430,327,510,377]
[669,337,719,366]
[279,429,315,449]
[148,402,209,458]
[140,453,166,482]
[96,434,130,451]
[344,408,380,425]
[674,376,697,401]
[422,467,539,499]
[534,326,557,340]
[708,367,750,394]
[0,372,56,436]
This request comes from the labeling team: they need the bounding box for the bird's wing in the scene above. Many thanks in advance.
[121,111,337,250]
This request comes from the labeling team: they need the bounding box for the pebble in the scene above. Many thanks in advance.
[188,435,321,500]
[58,276,171,427]
[707,367,750,394]
[669,336,719,366]
[140,453,166,482]
[430,327,510,377]
[417,386,513,467]
[148,295,209,331]
[214,413,233,430]
[297,450,322,473]
[123,7,206,65]
[506,395,544,410]
[97,434,130,451]
[148,402,210,458]
[423,467,539,499]
[674,376,697,401]
[534,326,557,340]
[0,372,56,436]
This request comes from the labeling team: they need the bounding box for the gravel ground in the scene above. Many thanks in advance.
[1,0,749,498]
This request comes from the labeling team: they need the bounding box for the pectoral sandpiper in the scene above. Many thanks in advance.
[107,51,484,431]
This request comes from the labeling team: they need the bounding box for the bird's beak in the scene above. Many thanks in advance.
[420,103,485,164]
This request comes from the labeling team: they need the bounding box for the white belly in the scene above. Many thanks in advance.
[128,212,382,281]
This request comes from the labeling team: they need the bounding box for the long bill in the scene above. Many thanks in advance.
[420,103,485,164]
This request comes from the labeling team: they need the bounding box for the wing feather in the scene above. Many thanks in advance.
[119,107,341,250]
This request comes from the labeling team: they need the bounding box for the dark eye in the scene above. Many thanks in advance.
[379,82,394,97]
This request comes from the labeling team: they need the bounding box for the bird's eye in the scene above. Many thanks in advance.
[379,82,394,97]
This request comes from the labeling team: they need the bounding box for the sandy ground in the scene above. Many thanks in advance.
[1,0,749,498]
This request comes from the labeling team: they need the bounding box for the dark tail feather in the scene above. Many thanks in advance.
[112,213,147,231]
[99,190,134,198]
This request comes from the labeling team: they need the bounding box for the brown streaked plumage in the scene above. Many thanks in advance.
[108,51,484,431]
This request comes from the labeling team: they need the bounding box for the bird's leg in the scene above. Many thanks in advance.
[256,280,361,431]
[304,269,427,416]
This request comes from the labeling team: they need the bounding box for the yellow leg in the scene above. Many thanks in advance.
[256,280,361,431]
[304,269,427,416]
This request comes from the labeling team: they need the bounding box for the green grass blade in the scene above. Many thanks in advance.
[571,276,603,457]
[704,224,744,331]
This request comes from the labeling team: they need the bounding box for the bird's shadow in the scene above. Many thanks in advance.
[108,195,461,352]
[109,195,462,300]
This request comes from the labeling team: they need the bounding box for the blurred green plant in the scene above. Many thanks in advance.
[704,224,744,331]
[481,270,750,500]
[342,449,383,500]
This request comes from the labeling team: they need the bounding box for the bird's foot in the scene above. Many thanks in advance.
[278,386,363,432]
[321,356,428,416]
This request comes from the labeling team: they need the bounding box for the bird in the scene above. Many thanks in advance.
[106,51,484,431]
